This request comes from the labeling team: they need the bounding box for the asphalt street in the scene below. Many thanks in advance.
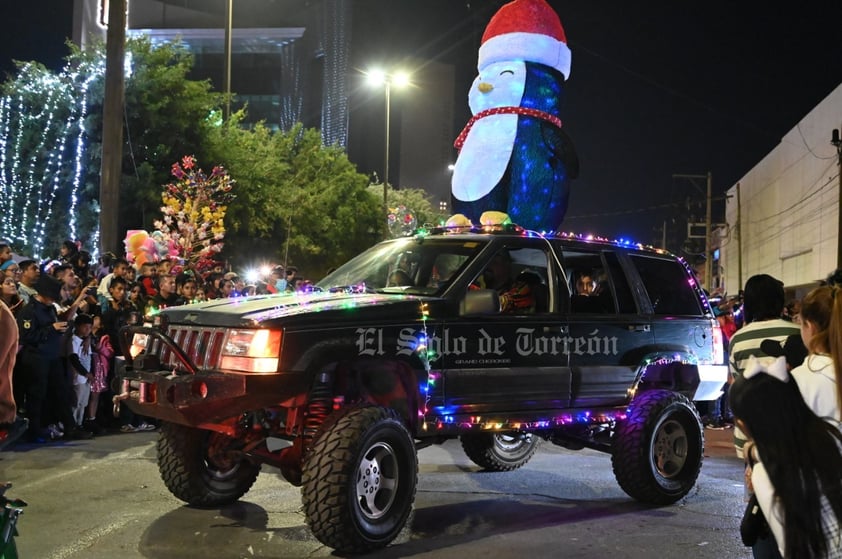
[0,426,750,559]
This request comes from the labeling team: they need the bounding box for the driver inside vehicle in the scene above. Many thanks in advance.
[473,250,535,313]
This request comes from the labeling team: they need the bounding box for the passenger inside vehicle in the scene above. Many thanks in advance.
[571,269,612,313]
[575,273,596,296]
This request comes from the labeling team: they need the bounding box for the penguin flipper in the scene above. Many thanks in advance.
[543,125,579,179]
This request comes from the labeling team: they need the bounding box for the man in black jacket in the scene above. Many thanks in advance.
[16,274,92,442]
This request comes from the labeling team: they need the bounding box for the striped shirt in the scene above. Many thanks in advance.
[729,318,800,458]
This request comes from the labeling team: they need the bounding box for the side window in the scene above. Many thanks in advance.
[561,248,617,314]
[472,246,550,314]
[629,255,703,316]
[427,253,470,288]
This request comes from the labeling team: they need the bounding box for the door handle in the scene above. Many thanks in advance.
[628,324,650,332]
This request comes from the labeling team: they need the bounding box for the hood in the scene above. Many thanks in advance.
[159,291,429,328]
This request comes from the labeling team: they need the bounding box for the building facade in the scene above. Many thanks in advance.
[720,82,842,297]
[73,0,351,146]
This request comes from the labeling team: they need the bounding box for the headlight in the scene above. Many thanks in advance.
[220,329,282,373]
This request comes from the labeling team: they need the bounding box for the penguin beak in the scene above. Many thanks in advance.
[478,82,494,94]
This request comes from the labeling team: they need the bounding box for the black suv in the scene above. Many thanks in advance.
[117,222,727,553]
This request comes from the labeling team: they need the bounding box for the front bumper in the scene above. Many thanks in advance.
[117,362,307,426]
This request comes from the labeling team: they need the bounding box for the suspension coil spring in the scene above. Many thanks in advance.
[303,372,333,440]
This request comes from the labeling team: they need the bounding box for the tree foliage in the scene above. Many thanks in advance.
[205,116,384,277]
[0,37,393,278]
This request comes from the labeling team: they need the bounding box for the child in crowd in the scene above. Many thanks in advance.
[66,313,95,429]
[732,357,842,557]
[157,258,173,278]
[137,262,158,298]
[176,274,198,305]
[127,282,146,315]
[84,315,111,434]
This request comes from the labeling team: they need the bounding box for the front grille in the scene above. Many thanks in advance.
[152,326,227,371]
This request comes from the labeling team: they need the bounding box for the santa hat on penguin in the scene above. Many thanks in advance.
[450,0,579,232]
[477,0,571,79]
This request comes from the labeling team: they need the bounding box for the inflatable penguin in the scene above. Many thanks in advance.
[451,0,578,231]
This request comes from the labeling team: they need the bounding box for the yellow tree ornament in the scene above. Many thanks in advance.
[153,155,235,270]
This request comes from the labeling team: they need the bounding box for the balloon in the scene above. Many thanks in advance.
[124,230,149,264]
[151,230,171,260]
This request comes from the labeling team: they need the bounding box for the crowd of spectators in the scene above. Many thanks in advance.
[0,239,307,446]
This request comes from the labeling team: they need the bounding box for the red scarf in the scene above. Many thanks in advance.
[454,106,563,151]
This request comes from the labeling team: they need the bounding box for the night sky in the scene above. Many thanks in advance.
[2,1,842,245]
[350,1,842,243]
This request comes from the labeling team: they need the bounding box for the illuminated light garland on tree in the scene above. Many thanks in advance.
[0,60,101,259]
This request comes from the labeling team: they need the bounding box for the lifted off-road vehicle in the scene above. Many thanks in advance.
[117,221,727,553]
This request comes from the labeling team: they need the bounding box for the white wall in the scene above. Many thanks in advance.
[721,82,842,294]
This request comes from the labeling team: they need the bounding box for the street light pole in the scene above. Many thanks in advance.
[223,0,233,120]
[383,80,391,214]
[365,69,410,218]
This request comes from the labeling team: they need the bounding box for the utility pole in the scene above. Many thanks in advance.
[99,0,127,256]
[833,128,842,268]
[673,172,713,292]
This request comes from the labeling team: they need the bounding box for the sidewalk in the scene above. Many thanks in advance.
[704,423,739,459]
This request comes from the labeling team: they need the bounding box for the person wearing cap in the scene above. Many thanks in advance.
[267,266,286,294]
[284,266,299,292]
[1,259,19,281]
[15,273,92,442]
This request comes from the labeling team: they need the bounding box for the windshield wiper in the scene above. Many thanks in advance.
[325,284,378,294]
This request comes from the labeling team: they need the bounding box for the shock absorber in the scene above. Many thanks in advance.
[303,371,333,442]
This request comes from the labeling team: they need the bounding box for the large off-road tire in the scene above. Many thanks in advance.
[302,406,417,553]
[611,389,703,505]
[460,432,540,471]
[157,422,261,507]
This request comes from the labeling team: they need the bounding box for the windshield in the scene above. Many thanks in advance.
[315,237,487,295]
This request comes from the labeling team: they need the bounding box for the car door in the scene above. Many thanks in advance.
[440,239,573,416]
[561,246,654,409]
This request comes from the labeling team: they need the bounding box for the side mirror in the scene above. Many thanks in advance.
[460,289,500,316]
